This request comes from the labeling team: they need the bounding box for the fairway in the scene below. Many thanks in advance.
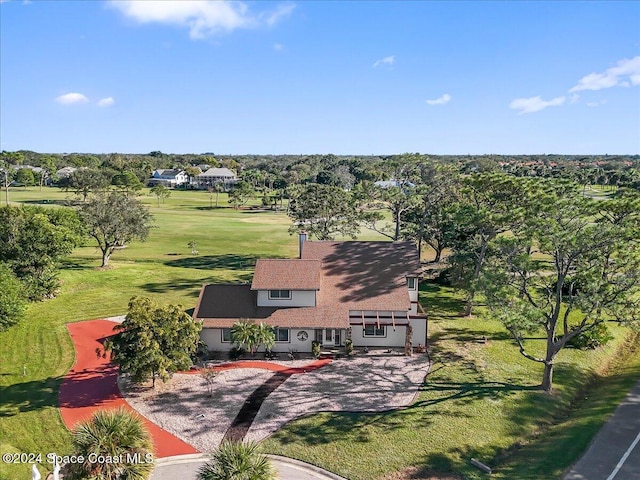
[1,187,639,480]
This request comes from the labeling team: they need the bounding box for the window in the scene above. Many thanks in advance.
[274,328,290,342]
[364,325,386,337]
[222,328,232,342]
[407,277,417,290]
[269,289,291,299]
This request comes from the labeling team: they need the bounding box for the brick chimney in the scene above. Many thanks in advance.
[299,231,307,258]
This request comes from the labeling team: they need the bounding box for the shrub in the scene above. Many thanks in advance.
[229,346,245,360]
[311,341,321,359]
[566,323,614,350]
[345,339,354,356]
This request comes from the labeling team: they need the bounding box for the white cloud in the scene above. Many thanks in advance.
[55,92,89,105]
[108,0,294,39]
[509,96,565,114]
[97,97,115,107]
[426,93,451,105]
[373,55,395,68]
[273,43,283,51]
[569,94,580,104]
[587,100,607,107]
[569,56,640,92]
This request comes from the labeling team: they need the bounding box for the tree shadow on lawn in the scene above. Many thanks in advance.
[165,254,260,270]
[141,274,253,296]
[429,327,512,343]
[420,282,467,318]
[0,376,63,417]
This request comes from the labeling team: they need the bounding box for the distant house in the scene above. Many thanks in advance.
[374,179,416,188]
[195,168,237,189]
[56,166,77,179]
[193,234,427,354]
[148,169,188,188]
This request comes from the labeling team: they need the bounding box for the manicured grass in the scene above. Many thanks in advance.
[1,186,638,479]
[261,283,640,480]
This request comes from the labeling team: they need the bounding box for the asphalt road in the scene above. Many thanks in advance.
[565,380,640,480]
[150,454,347,480]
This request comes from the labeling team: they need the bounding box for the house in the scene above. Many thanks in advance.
[195,168,237,189]
[56,166,77,179]
[148,169,189,188]
[193,234,427,354]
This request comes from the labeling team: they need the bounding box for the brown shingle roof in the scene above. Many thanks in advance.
[251,259,320,290]
[194,241,422,330]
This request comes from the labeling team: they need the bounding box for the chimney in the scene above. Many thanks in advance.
[299,231,307,258]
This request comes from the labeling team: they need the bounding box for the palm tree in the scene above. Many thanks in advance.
[65,408,154,480]
[231,320,259,355]
[197,441,276,480]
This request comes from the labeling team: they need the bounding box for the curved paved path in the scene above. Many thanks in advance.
[58,320,199,458]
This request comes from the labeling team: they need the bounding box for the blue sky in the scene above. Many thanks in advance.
[1,1,639,155]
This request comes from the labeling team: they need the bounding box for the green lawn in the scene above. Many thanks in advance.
[1,186,639,480]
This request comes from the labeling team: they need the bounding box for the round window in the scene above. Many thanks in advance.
[297,330,308,341]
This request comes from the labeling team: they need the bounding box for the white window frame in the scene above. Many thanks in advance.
[221,328,232,343]
[407,277,417,290]
[363,325,386,337]
[274,328,290,342]
[269,289,292,300]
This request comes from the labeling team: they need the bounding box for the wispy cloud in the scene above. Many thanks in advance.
[587,100,607,107]
[509,95,565,115]
[569,94,580,104]
[373,55,395,68]
[97,97,115,107]
[108,0,294,39]
[273,43,284,52]
[55,92,89,105]
[426,93,451,106]
[569,56,640,92]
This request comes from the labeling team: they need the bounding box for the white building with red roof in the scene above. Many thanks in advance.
[193,233,427,354]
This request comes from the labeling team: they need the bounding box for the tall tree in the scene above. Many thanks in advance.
[0,206,83,299]
[0,158,14,205]
[0,263,27,331]
[480,186,640,391]
[65,408,154,480]
[79,191,153,267]
[287,183,361,240]
[228,181,255,209]
[150,184,171,207]
[105,296,202,387]
[448,174,534,316]
[15,168,35,188]
[66,168,111,202]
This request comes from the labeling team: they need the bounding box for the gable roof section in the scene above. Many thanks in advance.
[199,168,236,178]
[301,241,421,312]
[251,259,321,290]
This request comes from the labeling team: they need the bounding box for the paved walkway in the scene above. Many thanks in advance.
[58,320,198,458]
[565,380,640,480]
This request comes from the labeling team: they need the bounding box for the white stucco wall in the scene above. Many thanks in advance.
[201,327,317,352]
[256,290,316,307]
[350,324,407,347]
[410,318,427,346]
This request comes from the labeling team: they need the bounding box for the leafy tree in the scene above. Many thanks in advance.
[79,191,153,267]
[197,441,276,480]
[360,184,419,241]
[0,206,83,299]
[37,156,58,191]
[287,183,361,240]
[0,263,27,331]
[0,158,14,205]
[448,174,534,316]
[228,181,255,209]
[480,187,640,391]
[231,321,275,356]
[105,296,202,387]
[66,168,111,202]
[150,184,171,207]
[15,168,35,187]
[112,171,143,192]
[65,408,154,480]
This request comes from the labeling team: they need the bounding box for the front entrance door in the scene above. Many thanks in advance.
[334,329,341,346]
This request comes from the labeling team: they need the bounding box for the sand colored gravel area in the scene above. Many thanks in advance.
[122,352,430,453]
